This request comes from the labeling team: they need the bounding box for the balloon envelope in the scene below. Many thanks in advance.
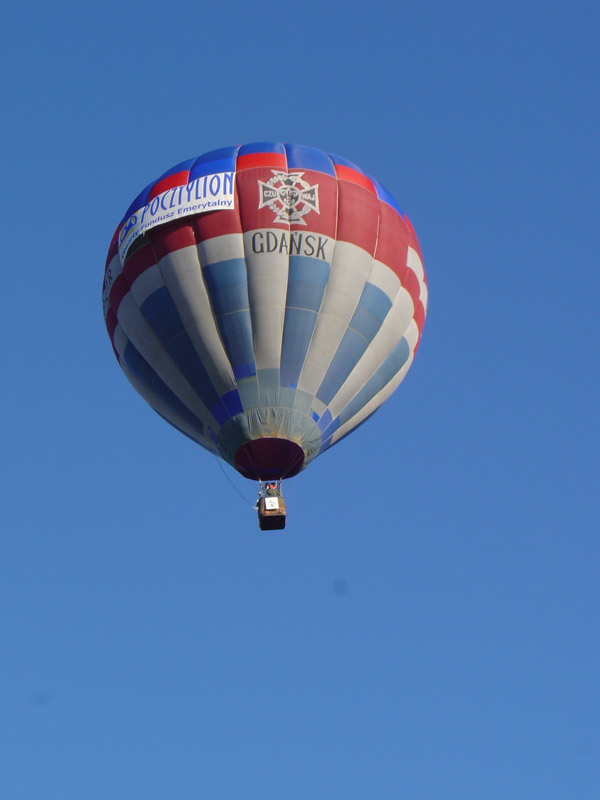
[102,142,427,480]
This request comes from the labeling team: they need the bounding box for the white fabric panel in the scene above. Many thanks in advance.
[329,324,420,446]
[112,324,129,358]
[420,282,429,313]
[242,230,289,371]
[115,296,217,433]
[112,322,217,449]
[159,244,237,396]
[367,259,402,302]
[372,288,415,360]
[130,264,164,305]
[329,350,415,446]
[119,351,218,453]
[297,241,372,395]
[325,287,415,419]
[115,293,144,335]
[108,250,123,279]
[407,246,428,310]
[198,232,244,264]
[325,345,382,419]
[403,318,421,352]
[310,397,328,419]
[407,245,425,281]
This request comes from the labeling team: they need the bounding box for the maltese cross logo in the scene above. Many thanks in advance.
[258,171,320,225]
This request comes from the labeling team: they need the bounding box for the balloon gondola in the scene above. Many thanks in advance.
[102,142,427,529]
[256,480,286,531]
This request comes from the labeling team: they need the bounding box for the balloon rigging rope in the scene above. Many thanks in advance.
[213,455,257,511]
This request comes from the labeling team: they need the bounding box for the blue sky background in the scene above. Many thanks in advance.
[1,1,598,797]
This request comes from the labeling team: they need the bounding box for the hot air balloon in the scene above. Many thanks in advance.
[102,142,427,529]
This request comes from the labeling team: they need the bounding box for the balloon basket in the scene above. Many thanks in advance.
[257,496,287,531]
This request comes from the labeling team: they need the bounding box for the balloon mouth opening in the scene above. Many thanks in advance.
[234,438,305,481]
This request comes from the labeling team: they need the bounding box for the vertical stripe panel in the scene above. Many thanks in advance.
[326,288,415,419]
[297,242,373,396]
[112,323,216,451]
[327,320,421,447]
[114,292,218,433]
[315,281,392,405]
[155,242,237,397]
[242,230,289,371]
[280,254,330,387]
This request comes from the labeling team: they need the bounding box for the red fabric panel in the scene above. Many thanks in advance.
[192,209,243,239]
[108,273,129,314]
[237,152,287,171]
[375,203,410,283]
[149,221,196,260]
[147,171,190,201]
[122,242,156,284]
[335,180,379,254]
[334,164,376,194]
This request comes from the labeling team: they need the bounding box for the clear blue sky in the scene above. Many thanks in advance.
[2,1,598,798]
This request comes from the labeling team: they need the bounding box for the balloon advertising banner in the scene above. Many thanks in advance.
[118,171,235,264]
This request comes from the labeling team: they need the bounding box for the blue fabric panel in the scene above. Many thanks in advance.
[202,257,256,377]
[328,153,364,173]
[238,141,285,156]
[285,255,329,311]
[165,332,220,408]
[337,337,411,429]
[317,409,333,433]
[140,288,181,343]
[348,283,392,342]
[374,336,411,389]
[312,411,319,422]
[280,308,317,388]
[218,313,255,377]
[203,259,250,315]
[284,143,337,176]
[220,389,244,418]
[316,329,369,406]
[122,181,153,222]
[193,146,239,165]
[318,417,340,453]
[280,255,329,388]
[190,146,239,179]
[371,177,405,217]
[157,159,196,180]
[208,400,229,426]
[140,288,224,416]
[316,283,392,406]
[233,363,256,380]
[123,342,205,439]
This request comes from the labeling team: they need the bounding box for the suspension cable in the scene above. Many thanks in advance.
[213,455,258,511]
